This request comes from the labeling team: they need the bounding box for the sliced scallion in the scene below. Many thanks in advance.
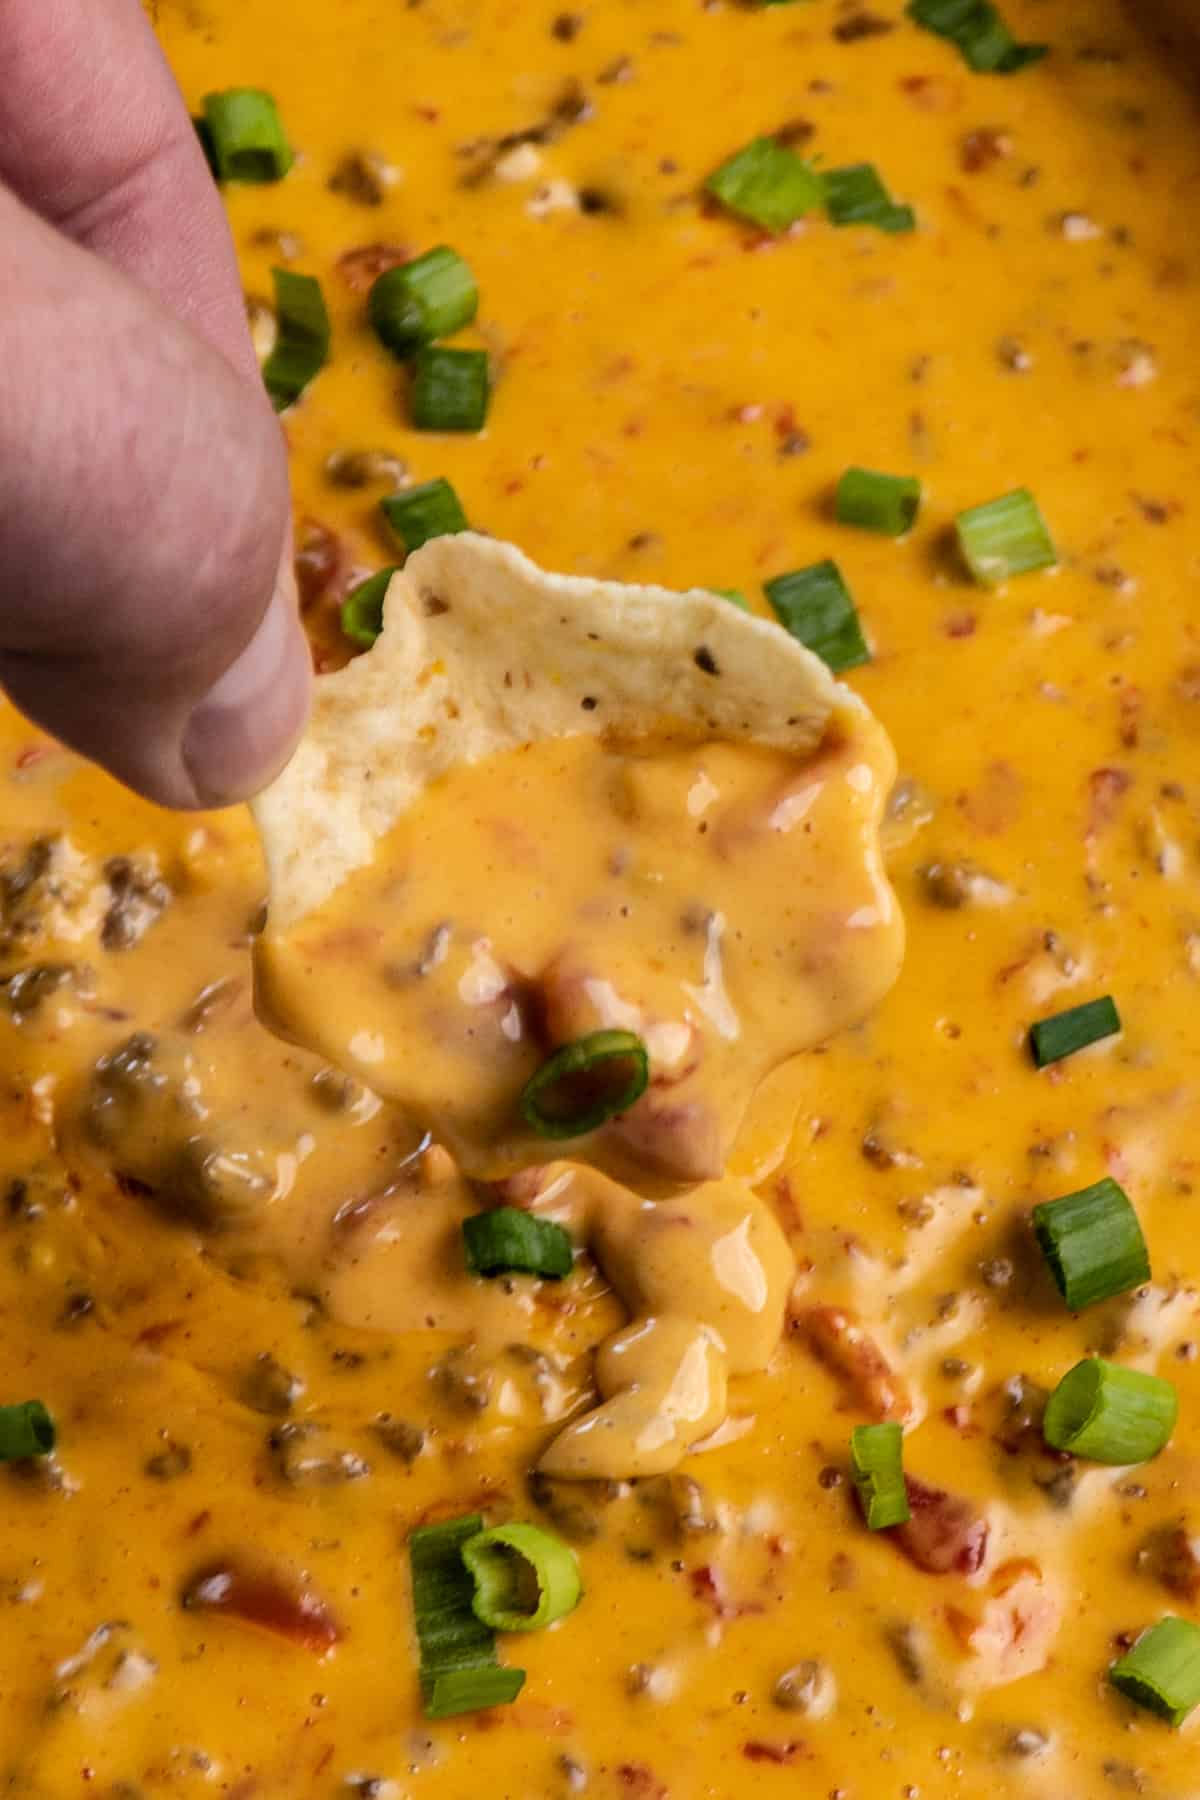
[907,0,1048,73]
[850,1422,911,1530]
[368,248,479,358]
[408,1514,525,1718]
[380,479,468,554]
[422,1664,527,1716]
[261,269,330,413]
[462,1522,582,1632]
[0,1400,55,1462]
[520,1030,649,1140]
[340,568,398,650]
[201,89,293,183]
[822,163,915,233]
[955,487,1056,585]
[1029,995,1120,1068]
[711,588,750,609]
[1110,1617,1200,1727]
[1032,1177,1150,1311]
[764,559,870,674]
[410,348,490,433]
[835,467,922,536]
[705,136,824,235]
[1043,1358,1177,1465]
[462,1208,574,1280]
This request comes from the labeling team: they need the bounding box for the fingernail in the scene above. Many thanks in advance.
[181,583,312,807]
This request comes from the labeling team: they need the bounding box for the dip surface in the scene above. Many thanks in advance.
[257,710,902,1179]
[1,0,1200,1793]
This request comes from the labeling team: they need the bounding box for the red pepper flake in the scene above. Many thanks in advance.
[742,1741,806,1765]
[686,1563,764,1621]
[136,1319,184,1349]
[899,73,962,113]
[772,1173,804,1238]
[689,1563,724,1610]
[335,242,412,291]
[616,1765,668,1798]
[944,611,977,639]
[1117,684,1143,748]
[1085,766,1132,838]
[960,127,1013,173]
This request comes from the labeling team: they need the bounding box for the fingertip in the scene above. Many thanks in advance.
[180,574,312,809]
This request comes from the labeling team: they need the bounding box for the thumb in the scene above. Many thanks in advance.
[0,184,310,809]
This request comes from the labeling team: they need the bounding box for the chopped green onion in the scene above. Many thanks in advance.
[380,479,469,554]
[955,487,1057,585]
[1043,1358,1178,1465]
[462,1522,582,1632]
[0,1400,55,1462]
[1032,1177,1150,1311]
[711,588,750,610]
[764,559,870,675]
[463,1208,574,1280]
[1029,995,1120,1068]
[850,1422,911,1530]
[408,1514,525,1718]
[520,1030,649,1140]
[410,348,490,433]
[835,467,922,536]
[822,163,915,233]
[368,248,479,358]
[340,568,398,650]
[201,89,293,183]
[261,269,330,413]
[907,0,1048,73]
[705,136,824,234]
[422,1664,527,1716]
[1110,1618,1200,1727]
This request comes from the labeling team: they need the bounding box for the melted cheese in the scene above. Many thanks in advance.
[256,716,901,1174]
[1,0,1199,1793]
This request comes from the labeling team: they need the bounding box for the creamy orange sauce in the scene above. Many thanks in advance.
[257,714,902,1181]
[2,0,1200,1793]
[257,701,900,1473]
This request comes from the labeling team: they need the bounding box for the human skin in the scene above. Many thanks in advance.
[0,0,311,808]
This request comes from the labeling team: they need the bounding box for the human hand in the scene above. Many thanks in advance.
[0,0,311,807]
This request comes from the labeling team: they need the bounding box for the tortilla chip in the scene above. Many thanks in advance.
[254,532,844,931]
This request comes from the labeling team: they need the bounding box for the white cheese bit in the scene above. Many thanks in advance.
[107,1647,159,1692]
[527,177,579,217]
[494,142,543,182]
[1114,338,1158,387]
[1055,210,1102,241]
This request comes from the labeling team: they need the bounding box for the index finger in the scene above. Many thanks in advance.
[0,0,257,378]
